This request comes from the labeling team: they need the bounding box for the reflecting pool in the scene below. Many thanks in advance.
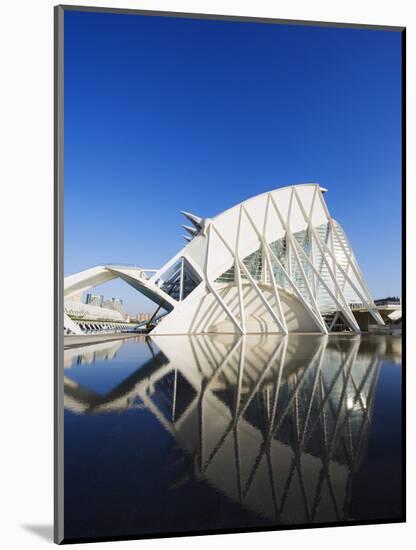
[63,334,403,541]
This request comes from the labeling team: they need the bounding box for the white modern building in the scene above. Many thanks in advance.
[64,184,385,335]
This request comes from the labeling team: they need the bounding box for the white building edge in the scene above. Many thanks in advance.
[64,183,385,335]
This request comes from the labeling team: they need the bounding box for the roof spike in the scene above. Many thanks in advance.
[182,224,198,236]
[183,235,192,242]
[181,210,203,228]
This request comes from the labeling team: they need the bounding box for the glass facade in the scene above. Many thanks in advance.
[160,257,201,301]
[215,221,364,321]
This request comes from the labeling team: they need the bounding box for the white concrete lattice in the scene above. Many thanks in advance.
[64,184,384,335]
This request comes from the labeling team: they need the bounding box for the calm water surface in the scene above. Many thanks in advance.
[64,334,402,541]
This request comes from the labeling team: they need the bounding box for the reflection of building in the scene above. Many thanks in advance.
[64,340,123,368]
[64,184,385,335]
[64,333,388,524]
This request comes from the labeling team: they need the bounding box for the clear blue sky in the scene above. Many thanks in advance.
[64,10,402,314]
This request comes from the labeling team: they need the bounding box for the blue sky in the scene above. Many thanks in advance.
[64,10,402,314]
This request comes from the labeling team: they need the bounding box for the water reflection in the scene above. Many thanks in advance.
[64,334,401,527]
[64,339,123,368]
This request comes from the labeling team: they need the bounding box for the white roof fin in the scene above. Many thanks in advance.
[182,224,198,236]
[181,211,203,228]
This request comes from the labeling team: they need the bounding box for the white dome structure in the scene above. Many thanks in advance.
[64,184,384,335]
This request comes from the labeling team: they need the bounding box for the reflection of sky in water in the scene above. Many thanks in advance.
[63,334,402,541]
[65,339,155,395]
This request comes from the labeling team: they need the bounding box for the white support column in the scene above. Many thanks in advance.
[235,206,247,333]
[328,223,339,302]
[286,229,328,333]
[212,222,287,334]
[179,257,185,301]
[292,187,383,328]
[262,195,288,333]
[238,257,288,334]
[242,202,325,334]
[203,224,244,334]
[313,230,383,326]
[315,190,383,324]
[263,244,288,334]
[330,218,374,298]
[291,236,361,333]
[286,188,294,279]
[268,195,328,334]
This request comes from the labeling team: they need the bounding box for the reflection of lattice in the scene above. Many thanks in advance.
[143,335,382,524]
[63,333,384,524]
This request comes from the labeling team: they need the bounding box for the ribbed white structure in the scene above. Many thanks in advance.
[64,184,384,334]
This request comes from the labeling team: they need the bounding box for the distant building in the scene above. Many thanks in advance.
[83,294,126,319]
[128,312,152,323]
[85,293,104,307]
[102,297,125,317]
[69,291,84,303]
[374,297,401,306]
[64,300,124,322]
